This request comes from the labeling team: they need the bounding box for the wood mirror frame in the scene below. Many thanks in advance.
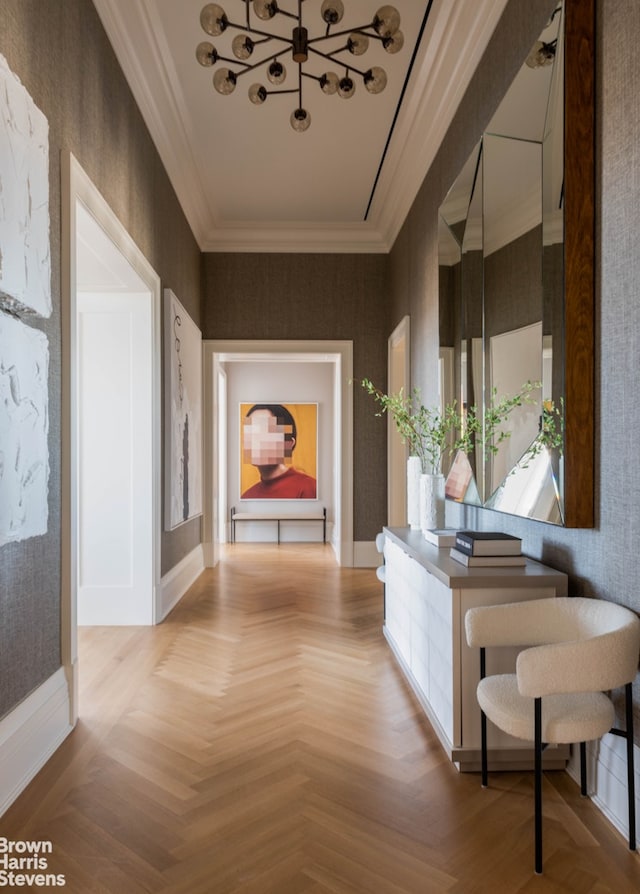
[563,0,595,526]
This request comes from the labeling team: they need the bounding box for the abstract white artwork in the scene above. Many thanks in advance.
[164,289,202,530]
[0,53,51,318]
[0,313,49,545]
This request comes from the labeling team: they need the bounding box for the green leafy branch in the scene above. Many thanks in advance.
[362,378,562,476]
[361,378,458,474]
[457,381,542,460]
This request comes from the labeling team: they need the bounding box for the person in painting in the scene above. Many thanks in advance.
[241,404,317,499]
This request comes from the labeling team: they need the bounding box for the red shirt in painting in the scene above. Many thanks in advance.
[242,468,317,500]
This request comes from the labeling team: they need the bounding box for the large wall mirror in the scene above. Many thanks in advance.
[438,0,594,527]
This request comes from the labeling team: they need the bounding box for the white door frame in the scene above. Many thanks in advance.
[388,316,410,526]
[61,152,162,721]
[202,339,354,567]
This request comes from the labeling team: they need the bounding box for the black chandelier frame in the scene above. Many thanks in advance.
[196,1,404,131]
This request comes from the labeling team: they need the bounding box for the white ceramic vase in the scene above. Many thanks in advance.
[407,456,422,529]
[420,472,445,533]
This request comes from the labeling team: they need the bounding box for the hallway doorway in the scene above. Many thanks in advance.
[202,340,354,567]
[62,154,162,720]
[75,202,155,625]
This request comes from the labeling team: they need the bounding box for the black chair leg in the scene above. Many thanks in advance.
[480,648,488,787]
[580,741,587,796]
[625,682,636,851]
[535,697,543,875]
[481,709,488,787]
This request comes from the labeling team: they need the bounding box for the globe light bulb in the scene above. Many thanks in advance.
[321,0,344,25]
[290,108,311,132]
[319,72,339,95]
[364,66,387,95]
[383,30,404,55]
[232,34,254,60]
[373,5,400,38]
[196,42,216,67]
[248,83,268,104]
[253,0,277,20]
[267,61,286,85]
[347,33,369,56]
[338,76,355,99]
[213,68,237,95]
[200,3,227,36]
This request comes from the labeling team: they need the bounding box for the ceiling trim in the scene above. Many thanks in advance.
[371,0,510,250]
[93,0,509,254]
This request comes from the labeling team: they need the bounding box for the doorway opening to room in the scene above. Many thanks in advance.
[202,341,354,568]
[62,154,162,722]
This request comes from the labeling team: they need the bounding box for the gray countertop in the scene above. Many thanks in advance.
[384,527,569,594]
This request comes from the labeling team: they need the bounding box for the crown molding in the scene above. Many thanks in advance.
[368,0,510,251]
[199,220,391,253]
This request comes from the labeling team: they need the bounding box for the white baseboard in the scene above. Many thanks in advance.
[157,543,205,622]
[566,732,640,845]
[202,539,216,567]
[353,540,383,568]
[0,668,74,817]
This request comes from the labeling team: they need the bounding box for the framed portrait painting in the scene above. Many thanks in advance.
[164,289,203,529]
[240,402,318,500]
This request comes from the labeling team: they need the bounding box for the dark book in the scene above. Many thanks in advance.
[454,530,522,556]
[450,548,526,567]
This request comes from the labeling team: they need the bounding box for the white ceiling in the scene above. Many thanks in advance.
[92,0,510,253]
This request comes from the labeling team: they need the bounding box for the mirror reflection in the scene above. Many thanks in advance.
[439,3,565,524]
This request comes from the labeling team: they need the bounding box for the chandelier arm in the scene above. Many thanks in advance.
[213,52,253,69]
[262,88,299,96]
[307,45,367,77]
[300,70,324,83]
[273,8,298,21]
[307,23,374,45]
[225,18,294,45]
[233,45,292,78]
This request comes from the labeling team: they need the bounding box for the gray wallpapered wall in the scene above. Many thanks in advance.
[0,0,202,719]
[1,0,638,734]
[201,252,391,540]
[389,0,640,725]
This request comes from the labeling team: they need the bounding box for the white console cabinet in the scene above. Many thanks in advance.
[383,527,569,771]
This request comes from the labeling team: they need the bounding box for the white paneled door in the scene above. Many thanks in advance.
[77,291,153,625]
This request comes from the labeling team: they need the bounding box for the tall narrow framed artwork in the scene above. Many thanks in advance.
[240,402,318,500]
[0,53,51,318]
[0,53,51,547]
[0,313,49,545]
[164,289,203,529]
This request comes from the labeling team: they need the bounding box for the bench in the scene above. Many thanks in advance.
[230,506,326,544]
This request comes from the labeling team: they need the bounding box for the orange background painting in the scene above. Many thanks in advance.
[240,402,318,497]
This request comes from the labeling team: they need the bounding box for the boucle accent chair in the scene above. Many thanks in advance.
[465,596,640,874]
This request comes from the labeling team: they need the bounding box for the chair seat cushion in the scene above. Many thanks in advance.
[477,674,615,744]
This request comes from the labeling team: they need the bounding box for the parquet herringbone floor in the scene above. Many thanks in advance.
[2,544,640,893]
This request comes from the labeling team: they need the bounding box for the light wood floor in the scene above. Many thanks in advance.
[3,544,640,893]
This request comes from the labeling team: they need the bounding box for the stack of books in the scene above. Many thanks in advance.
[450,531,525,566]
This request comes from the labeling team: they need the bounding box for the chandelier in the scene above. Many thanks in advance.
[195,1,404,132]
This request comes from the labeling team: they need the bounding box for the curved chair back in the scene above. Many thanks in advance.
[465,596,640,698]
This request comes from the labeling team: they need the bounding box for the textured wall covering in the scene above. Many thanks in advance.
[389,0,640,728]
[201,253,390,540]
[0,0,202,719]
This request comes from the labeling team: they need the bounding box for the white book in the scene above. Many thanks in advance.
[423,528,458,547]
